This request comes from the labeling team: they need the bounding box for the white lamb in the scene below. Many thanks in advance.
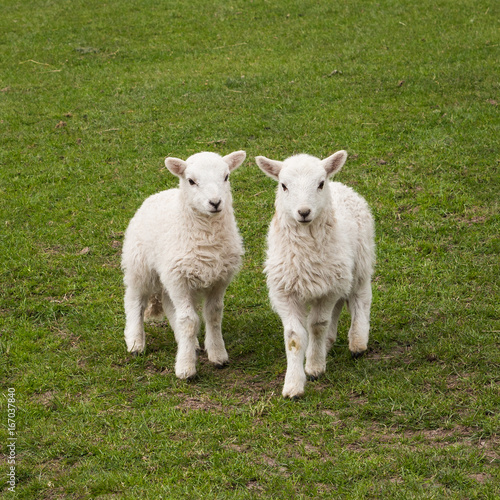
[256,150,375,399]
[121,151,246,379]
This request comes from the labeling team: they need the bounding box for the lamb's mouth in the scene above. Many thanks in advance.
[299,219,311,224]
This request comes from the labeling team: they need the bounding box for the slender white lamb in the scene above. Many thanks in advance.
[121,151,246,379]
[256,151,375,398]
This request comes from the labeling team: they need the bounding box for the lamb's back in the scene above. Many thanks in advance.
[330,181,375,282]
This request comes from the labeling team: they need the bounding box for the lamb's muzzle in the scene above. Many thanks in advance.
[209,198,222,212]
[297,207,311,222]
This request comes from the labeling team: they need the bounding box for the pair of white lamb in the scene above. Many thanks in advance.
[121,150,375,399]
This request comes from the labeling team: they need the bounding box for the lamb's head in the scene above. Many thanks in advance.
[165,151,246,216]
[256,150,347,224]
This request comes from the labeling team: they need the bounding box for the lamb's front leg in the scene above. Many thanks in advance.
[273,294,308,399]
[167,282,200,379]
[305,296,336,380]
[203,282,229,368]
[162,291,201,353]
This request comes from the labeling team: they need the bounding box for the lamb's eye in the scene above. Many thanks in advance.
[318,181,325,190]
[224,174,229,182]
[188,179,196,186]
[281,183,288,192]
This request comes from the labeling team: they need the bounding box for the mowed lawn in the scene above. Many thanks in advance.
[0,0,498,498]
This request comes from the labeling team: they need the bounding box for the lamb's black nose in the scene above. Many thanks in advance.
[298,208,311,219]
[210,199,222,210]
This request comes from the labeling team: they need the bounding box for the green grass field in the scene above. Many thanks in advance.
[1,0,499,497]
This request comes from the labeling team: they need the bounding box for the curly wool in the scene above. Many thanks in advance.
[122,189,243,294]
[121,150,246,380]
[265,182,373,303]
[256,151,375,399]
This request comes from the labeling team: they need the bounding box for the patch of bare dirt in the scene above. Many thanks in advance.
[477,436,500,462]
[48,324,82,351]
[31,391,56,407]
[367,344,413,364]
[173,394,226,413]
[246,479,264,493]
[222,371,284,405]
[339,423,499,466]
[40,244,65,255]
[469,473,492,484]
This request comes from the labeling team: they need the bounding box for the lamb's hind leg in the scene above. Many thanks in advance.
[124,285,149,355]
[326,298,345,352]
[203,282,229,368]
[348,279,372,358]
[160,290,176,330]
[305,296,336,380]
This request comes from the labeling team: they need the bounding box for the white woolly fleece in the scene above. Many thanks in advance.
[121,151,246,379]
[256,151,375,399]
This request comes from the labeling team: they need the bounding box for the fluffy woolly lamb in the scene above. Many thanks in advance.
[256,151,375,399]
[121,151,246,379]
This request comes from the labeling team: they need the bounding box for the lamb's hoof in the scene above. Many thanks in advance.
[307,374,319,382]
[176,367,198,380]
[214,361,229,370]
[351,350,366,359]
[283,390,304,400]
[130,350,143,358]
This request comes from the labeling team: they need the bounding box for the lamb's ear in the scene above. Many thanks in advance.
[255,156,283,181]
[223,150,246,172]
[322,150,347,177]
[165,157,187,177]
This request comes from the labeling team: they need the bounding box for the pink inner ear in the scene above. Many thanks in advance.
[224,151,246,171]
[257,157,282,179]
[165,158,187,177]
[324,151,347,176]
